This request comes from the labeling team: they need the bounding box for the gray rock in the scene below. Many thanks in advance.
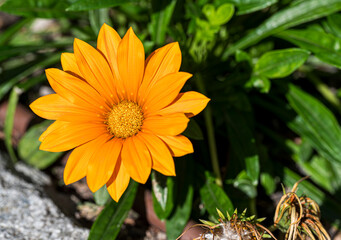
[0,153,89,240]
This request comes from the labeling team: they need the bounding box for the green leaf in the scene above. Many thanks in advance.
[18,121,62,169]
[326,13,341,39]
[254,48,309,78]
[0,18,32,46]
[226,109,260,185]
[216,208,226,221]
[218,0,277,15]
[233,170,257,198]
[183,119,204,140]
[0,54,60,101]
[203,3,234,26]
[4,87,20,163]
[67,0,138,11]
[151,171,174,220]
[222,0,341,59]
[199,219,217,226]
[89,8,112,36]
[0,41,71,61]
[93,185,111,206]
[0,0,70,18]
[165,156,194,240]
[287,85,341,165]
[245,75,271,93]
[276,29,341,69]
[150,0,177,45]
[200,177,234,219]
[235,50,252,63]
[89,180,138,240]
[260,172,276,195]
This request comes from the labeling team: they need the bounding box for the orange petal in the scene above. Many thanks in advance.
[106,157,131,202]
[30,94,68,120]
[142,113,189,136]
[139,42,181,104]
[139,132,175,176]
[121,136,151,183]
[74,38,118,103]
[64,136,108,185]
[61,52,82,78]
[40,121,107,152]
[117,28,145,101]
[45,68,109,111]
[142,72,192,115]
[30,94,103,123]
[87,137,123,192]
[156,91,210,117]
[97,23,122,91]
[39,120,64,142]
[158,135,193,157]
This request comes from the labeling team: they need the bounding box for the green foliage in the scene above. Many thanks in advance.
[67,0,138,11]
[200,173,234,219]
[0,0,71,18]
[149,0,177,46]
[151,171,174,220]
[89,181,138,240]
[93,185,111,206]
[254,48,309,78]
[219,0,277,15]
[277,29,341,68]
[18,121,63,169]
[1,0,341,239]
[223,0,341,58]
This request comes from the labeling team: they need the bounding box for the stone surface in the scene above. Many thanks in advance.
[0,154,89,240]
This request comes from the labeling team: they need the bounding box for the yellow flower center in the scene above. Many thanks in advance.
[106,100,144,138]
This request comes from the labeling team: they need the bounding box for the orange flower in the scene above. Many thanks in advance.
[30,24,209,201]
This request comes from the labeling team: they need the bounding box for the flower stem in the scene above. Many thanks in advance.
[195,74,223,187]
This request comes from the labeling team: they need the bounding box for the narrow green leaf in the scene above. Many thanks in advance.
[0,54,60,101]
[67,0,138,11]
[165,156,194,240]
[18,121,62,169]
[89,8,112,36]
[150,0,177,45]
[0,0,70,18]
[287,85,341,165]
[200,179,234,219]
[89,180,138,240]
[216,208,226,221]
[199,219,217,226]
[222,0,341,59]
[326,13,341,39]
[226,109,259,185]
[0,41,72,61]
[0,18,32,46]
[93,185,111,206]
[4,87,20,164]
[151,171,174,220]
[218,0,277,15]
[254,48,309,78]
[276,29,341,69]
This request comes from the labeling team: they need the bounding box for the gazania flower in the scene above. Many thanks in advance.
[30,24,209,201]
